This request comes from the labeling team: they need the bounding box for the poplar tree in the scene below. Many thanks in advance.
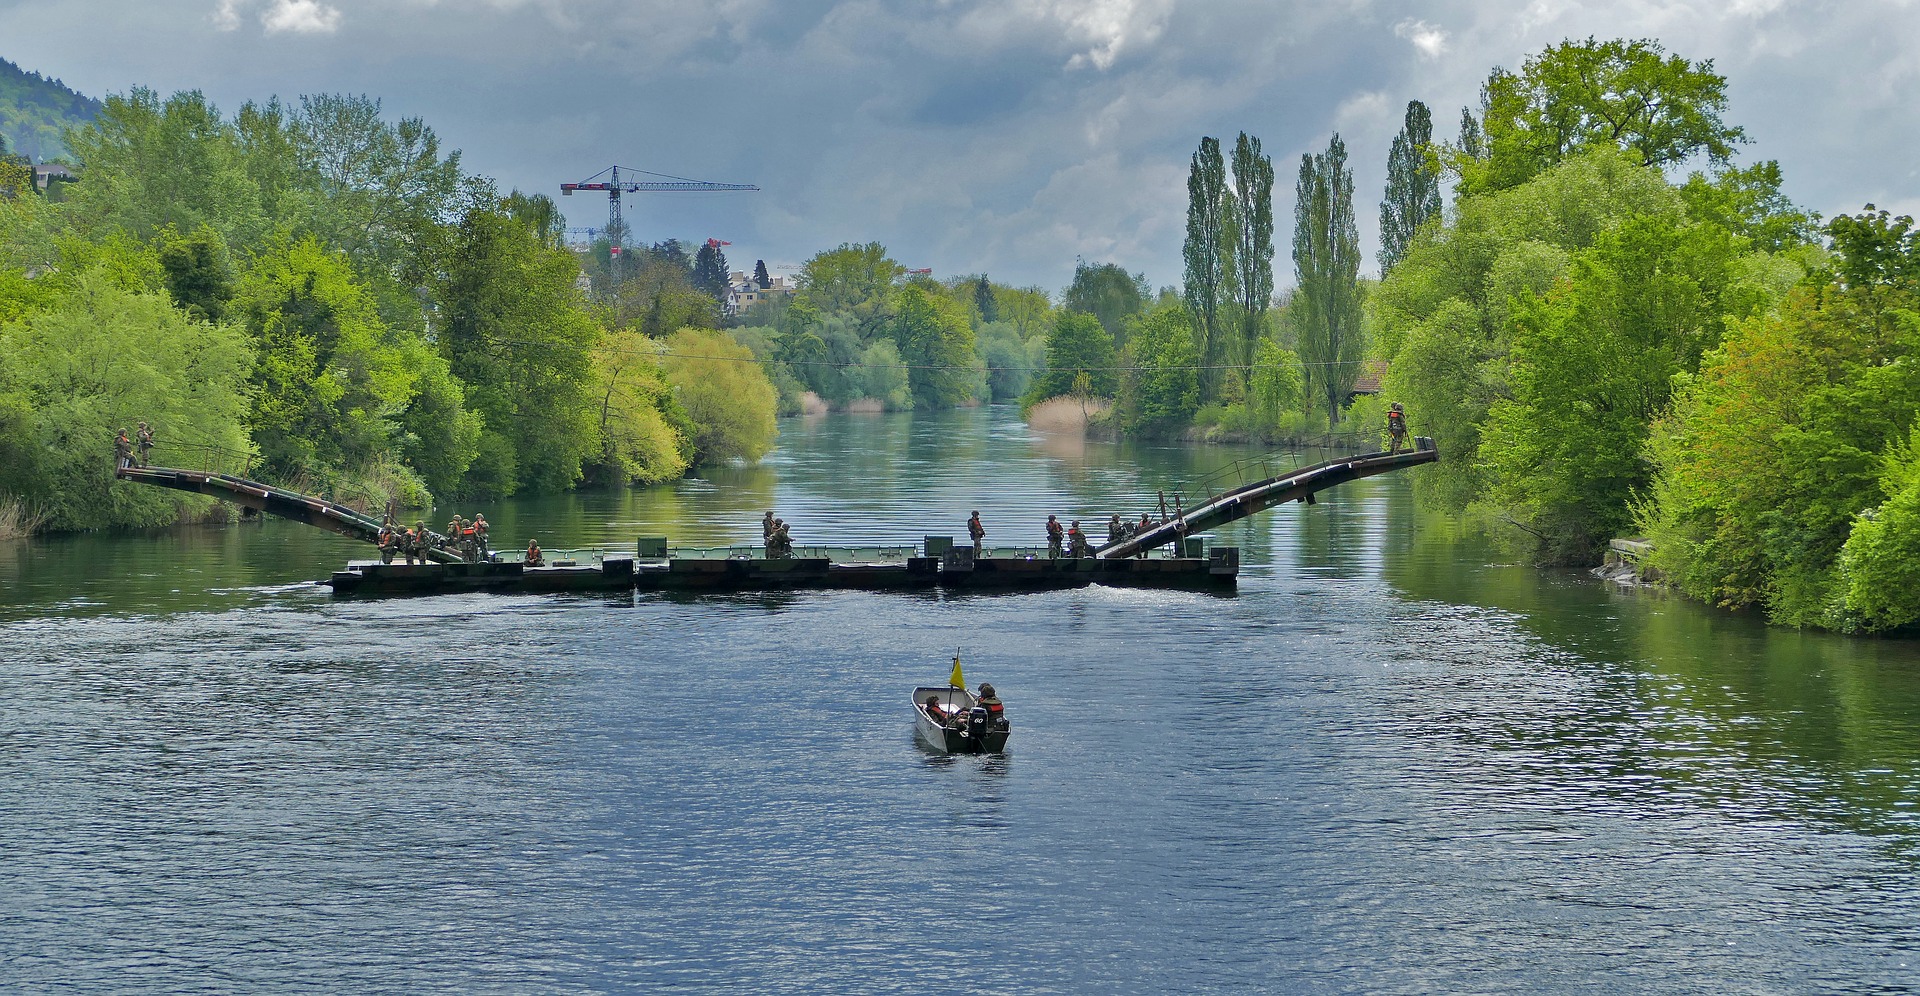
[1378,101,1441,275]
[1225,132,1274,379]
[1293,133,1365,428]
[1182,136,1229,402]
[974,274,998,323]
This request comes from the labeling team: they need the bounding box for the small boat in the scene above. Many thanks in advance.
[913,653,1010,755]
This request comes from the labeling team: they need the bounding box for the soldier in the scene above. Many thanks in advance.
[762,510,776,543]
[1386,402,1409,453]
[968,511,986,556]
[525,538,544,567]
[1137,512,1154,558]
[473,513,490,554]
[1069,520,1094,558]
[113,428,133,470]
[135,422,154,467]
[771,520,794,559]
[1107,514,1123,546]
[1045,514,1064,560]
[412,521,428,565]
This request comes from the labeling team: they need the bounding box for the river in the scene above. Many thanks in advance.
[4,406,1919,993]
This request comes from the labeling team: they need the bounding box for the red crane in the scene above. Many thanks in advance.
[561,165,757,266]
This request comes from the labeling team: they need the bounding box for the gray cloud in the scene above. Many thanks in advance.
[2,0,1915,293]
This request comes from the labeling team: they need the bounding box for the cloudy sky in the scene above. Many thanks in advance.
[4,0,1917,293]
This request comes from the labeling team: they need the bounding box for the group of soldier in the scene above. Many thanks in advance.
[376,510,496,565]
[762,511,796,559]
[111,423,155,470]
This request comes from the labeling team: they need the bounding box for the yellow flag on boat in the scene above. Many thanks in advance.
[950,652,964,689]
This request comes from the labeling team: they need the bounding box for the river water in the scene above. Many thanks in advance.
[5,406,1920,993]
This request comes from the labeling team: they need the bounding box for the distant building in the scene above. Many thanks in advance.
[33,162,76,193]
[725,270,794,316]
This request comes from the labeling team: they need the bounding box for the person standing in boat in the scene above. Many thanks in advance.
[968,511,985,556]
[762,511,775,545]
[1045,514,1064,560]
[1067,520,1091,558]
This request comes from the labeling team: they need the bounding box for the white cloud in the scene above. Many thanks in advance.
[209,0,341,34]
[1393,17,1449,59]
[212,0,245,30]
[261,0,342,34]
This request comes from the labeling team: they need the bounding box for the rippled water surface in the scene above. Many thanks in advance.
[6,407,1920,993]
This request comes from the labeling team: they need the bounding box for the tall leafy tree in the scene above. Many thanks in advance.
[887,284,977,408]
[1027,311,1117,403]
[1458,38,1746,196]
[1226,132,1275,376]
[1063,261,1148,346]
[63,88,267,247]
[797,241,902,331]
[1182,136,1229,401]
[1124,305,1200,431]
[437,205,599,496]
[1379,101,1442,275]
[1293,133,1365,428]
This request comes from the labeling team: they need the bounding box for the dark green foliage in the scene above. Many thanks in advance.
[1293,133,1364,428]
[1226,132,1275,377]
[0,56,101,163]
[692,241,730,307]
[888,285,977,409]
[1124,306,1199,431]
[1027,312,1117,403]
[1183,136,1229,401]
[157,225,234,322]
[974,275,997,323]
[1379,101,1441,275]
[1063,261,1147,345]
[1826,207,1920,289]
[753,259,771,289]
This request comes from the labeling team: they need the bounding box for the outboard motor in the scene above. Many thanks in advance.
[965,706,991,754]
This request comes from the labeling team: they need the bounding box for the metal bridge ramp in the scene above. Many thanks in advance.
[115,464,465,564]
[1097,438,1438,559]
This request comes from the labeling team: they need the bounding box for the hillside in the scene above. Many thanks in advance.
[0,56,101,162]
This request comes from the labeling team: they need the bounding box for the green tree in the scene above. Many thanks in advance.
[1027,311,1117,403]
[797,241,902,330]
[587,327,692,485]
[156,224,235,322]
[1678,160,1820,254]
[64,88,267,247]
[437,205,599,495]
[1063,260,1148,346]
[1183,136,1230,401]
[1125,305,1200,431]
[0,262,254,531]
[1293,133,1364,427]
[1457,38,1746,196]
[973,274,998,323]
[1379,100,1441,275]
[1227,132,1275,377]
[660,328,778,464]
[692,240,730,309]
[888,284,977,408]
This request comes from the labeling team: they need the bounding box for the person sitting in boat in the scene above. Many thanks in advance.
[924,695,958,728]
[525,539,544,567]
[975,683,1006,728]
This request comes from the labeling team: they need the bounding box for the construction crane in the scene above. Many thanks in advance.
[561,165,757,270]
